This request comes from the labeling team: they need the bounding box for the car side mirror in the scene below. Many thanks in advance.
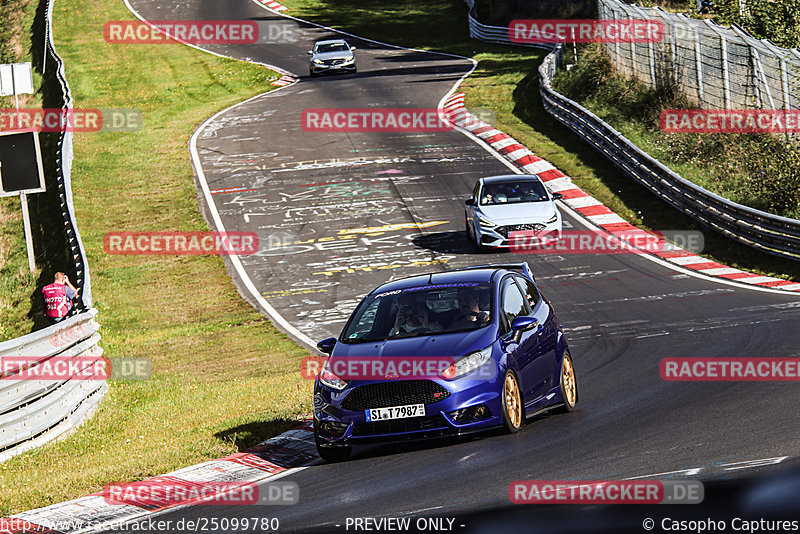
[465,198,475,206]
[509,317,539,343]
[350,46,357,50]
[551,192,563,200]
[317,337,337,354]
[511,316,538,332]
[307,50,313,55]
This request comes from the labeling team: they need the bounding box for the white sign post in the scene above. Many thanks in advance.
[1,63,40,272]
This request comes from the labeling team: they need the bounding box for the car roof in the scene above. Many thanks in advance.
[481,174,543,185]
[368,267,522,295]
[314,39,349,46]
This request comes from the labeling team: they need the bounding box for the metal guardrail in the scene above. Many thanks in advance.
[0,309,106,463]
[539,46,800,260]
[465,3,554,51]
[463,4,800,260]
[0,0,104,463]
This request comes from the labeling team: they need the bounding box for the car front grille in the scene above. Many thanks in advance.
[341,380,450,411]
[496,224,546,238]
[324,59,346,65]
[351,415,448,436]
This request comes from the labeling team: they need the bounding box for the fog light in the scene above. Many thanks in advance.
[448,404,491,422]
[318,420,348,437]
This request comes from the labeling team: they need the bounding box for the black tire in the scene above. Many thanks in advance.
[314,431,351,462]
[317,444,351,462]
[555,350,578,413]
[501,370,524,433]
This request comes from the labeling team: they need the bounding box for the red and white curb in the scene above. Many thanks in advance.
[271,74,296,87]
[442,93,800,293]
[2,421,316,533]
[256,0,288,12]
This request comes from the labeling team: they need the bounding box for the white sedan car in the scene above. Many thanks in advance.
[308,39,357,76]
[465,175,563,250]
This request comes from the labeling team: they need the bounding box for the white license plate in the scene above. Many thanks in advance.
[365,404,425,421]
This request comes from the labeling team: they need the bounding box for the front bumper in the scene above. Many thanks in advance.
[476,219,562,248]
[314,376,503,447]
[310,61,356,74]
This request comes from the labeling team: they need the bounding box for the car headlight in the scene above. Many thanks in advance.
[478,215,495,228]
[441,347,493,380]
[342,56,355,64]
[312,59,324,65]
[545,211,558,224]
[319,361,347,390]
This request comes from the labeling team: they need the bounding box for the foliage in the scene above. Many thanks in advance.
[713,0,800,47]
[553,44,800,219]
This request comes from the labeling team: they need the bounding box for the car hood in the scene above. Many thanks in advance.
[478,201,557,224]
[332,327,496,360]
[313,51,354,61]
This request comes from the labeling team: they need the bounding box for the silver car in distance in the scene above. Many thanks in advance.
[308,39,357,76]
[465,174,563,251]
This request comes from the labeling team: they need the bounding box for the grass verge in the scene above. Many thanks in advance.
[277,0,800,281]
[0,0,312,515]
[0,0,40,341]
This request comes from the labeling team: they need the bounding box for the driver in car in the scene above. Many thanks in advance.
[391,297,441,336]
[450,288,490,330]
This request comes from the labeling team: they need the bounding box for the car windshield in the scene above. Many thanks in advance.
[480,180,549,205]
[340,283,494,343]
[316,43,350,53]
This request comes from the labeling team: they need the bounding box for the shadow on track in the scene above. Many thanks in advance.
[215,418,301,451]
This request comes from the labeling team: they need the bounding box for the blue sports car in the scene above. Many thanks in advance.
[313,263,578,461]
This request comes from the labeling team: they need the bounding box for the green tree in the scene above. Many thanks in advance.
[714,0,800,47]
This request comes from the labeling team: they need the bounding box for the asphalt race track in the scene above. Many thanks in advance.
[115,0,800,531]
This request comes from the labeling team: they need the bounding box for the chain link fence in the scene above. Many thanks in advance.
[599,0,800,110]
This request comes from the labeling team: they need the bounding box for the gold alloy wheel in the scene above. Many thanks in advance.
[562,353,577,408]
[505,372,522,428]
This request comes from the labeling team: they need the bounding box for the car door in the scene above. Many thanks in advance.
[510,275,555,403]
[498,276,540,402]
